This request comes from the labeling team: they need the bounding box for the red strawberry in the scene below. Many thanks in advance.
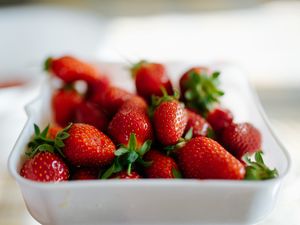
[52,87,82,127]
[20,152,69,182]
[86,78,111,100]
[121,95,148,113]
[143,150,181,178]
[206,107,233,132]
[63,123,116,167]
[108,105,153,147]
[177,136,245,179]
[220,122,262,160]
[91,86,132,117]
[75,101,109,132]
[45,56,106,85]
[72,167,99,180]
[185,109,211,137]
[179,67,210,94]
[131,60,173,101]
[152,93,187,146]
[111,171,141,179]
[179,67,223,114]
[47,124,62,139]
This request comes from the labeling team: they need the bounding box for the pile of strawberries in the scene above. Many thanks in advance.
[20,56,278,182]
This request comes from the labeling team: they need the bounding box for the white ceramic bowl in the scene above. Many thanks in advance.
[0,67,42,169]
[8,62,290,225]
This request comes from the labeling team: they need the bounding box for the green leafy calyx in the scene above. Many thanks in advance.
[44,57,53,71]
[172,168,182,178]
[101,133,152,179]
[243,151,278,180]
[130,60,148,79]
[148,87,180,118]
[183,70,224,115]
[26,123,72,158]
[164,128,193,155]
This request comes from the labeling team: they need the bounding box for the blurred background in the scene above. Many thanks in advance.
[0,0,299,225]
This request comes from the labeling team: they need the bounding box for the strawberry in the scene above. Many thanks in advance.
[206,107,233,132]
[45,56,110,103]
[177,136,245,179]
[75,101,109,132]
[72,167,99,180]
[90,86,132,117]
[179,67,224,115]
[52,87,82,127]
[20,152,69,182]
[179,67,210,94]
[110,171,141,179]
[108,103,153,147]
[152,92,187,146]
[131,60,173,101]
[25,123,115,168]
[185,109,212,137]
[143,150,181,178]
[121,95,148,113]
[45,56,106,85]
[47,124,62,139]
[102,133,152,179]
[63,123,116,167]
[220,122,262,160]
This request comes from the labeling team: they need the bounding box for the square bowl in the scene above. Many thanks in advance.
[8,62,290,225]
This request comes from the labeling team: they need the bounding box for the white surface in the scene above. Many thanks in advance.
[1,2,300,88]
[96,1,300,88]
[8,62,290,225]
[0,6,106,73]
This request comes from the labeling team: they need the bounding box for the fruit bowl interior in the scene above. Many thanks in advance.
[8,62,290,225]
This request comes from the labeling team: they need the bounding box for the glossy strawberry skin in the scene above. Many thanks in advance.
[220,123,262,160]
[20,152,69,182]
[206,107,233,132]
[121,95,148,113]
[48,56,102,84]
[75,101,109,132]
[52,88,82,127]
[185,109,211,137]
[153,100,187,146]
[111,171,141,179]
[143,150,179,178]
[178,136,245,180]
[90,86,132,117]
[63,123,116,167]
[48,56,110,103]
[47,124,62,139]
[133,62,173,101]
[72,167,99,180]
[108,106,153,147]
[179,67,210,96]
